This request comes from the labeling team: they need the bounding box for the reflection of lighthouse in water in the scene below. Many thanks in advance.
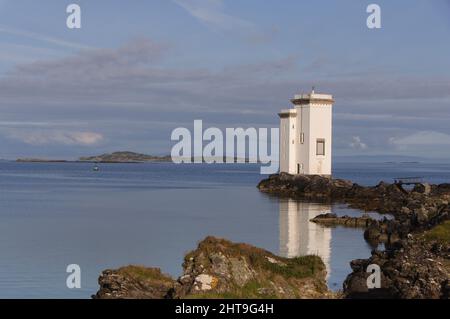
[279,199,332,278]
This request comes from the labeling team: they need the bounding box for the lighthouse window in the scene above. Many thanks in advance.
[316,139,325,156]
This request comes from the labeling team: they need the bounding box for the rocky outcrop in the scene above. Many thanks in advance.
[310,213,401,246]
[94,266,175,299]
[94,237,332,299]
[343,233,450,299]
[311,213,374,228]
[258,173,355,201]
[259,173,450,235]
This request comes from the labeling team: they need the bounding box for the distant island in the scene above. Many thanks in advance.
[79,151,171,163]
[16,151,253,163]
[16,151,171,163]
[79,152,254,163]
[16,158,68,163]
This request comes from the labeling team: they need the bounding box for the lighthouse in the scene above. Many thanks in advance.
[278,89,334,176]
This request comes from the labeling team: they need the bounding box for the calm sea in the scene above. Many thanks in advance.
[0,161,449,298]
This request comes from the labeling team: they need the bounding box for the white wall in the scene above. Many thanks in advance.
[295,105,311,174]
[308,104,332,176]
[279,114,297,174]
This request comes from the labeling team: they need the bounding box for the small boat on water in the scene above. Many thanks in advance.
[93,165,100,172]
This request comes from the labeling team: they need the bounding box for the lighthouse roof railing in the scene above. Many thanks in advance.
[293,93,333,100]
[291,92,334,105]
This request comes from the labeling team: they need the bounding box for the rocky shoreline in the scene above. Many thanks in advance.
[94,237,332,299]
[344,231,449,299]
[258,173,450,299]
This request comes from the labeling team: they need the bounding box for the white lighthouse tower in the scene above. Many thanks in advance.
[279,88,334,176]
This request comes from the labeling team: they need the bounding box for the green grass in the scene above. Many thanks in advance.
[424,221,450,244]
[186,280,278,299]
[117,265,173,283]
[261,255,324,279]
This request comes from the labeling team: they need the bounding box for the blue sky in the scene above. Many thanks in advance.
[0,0,449,159]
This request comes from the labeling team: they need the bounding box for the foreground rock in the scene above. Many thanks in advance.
[94,237,331,299]
[344,222,450,299]
[94,266,174,299]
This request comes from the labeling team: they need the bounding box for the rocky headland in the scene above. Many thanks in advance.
[94,236,332,299]
[258,173,450,299]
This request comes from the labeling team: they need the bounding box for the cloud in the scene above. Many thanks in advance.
[0,38,299,115]
[1,37,449,119]
[389,131,450,146]
[12,37,166,78]
[0,25,92,51]
[8,130,104,146]
[173,0,253,31]
[349,136,368,150]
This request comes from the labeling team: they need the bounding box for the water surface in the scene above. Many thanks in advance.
[0,161,449,298]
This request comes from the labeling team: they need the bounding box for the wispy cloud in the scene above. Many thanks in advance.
[0,38,297,113]
[0,25,93,51]
[8,130,104,146]
[173,0,254,31]
[389,131,450,146]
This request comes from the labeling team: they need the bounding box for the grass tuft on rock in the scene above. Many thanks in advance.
[424,221,450,244]
[117,265,174,283]
[262,255,324,279]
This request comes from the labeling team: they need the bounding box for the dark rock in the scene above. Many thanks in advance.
[434,184,450,196]
[93,266,174,299]
[413,183,431,195]
[311,213,373,228]
[344,236,449,299]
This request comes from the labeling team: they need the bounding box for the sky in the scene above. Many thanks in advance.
[0,0,449,160]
